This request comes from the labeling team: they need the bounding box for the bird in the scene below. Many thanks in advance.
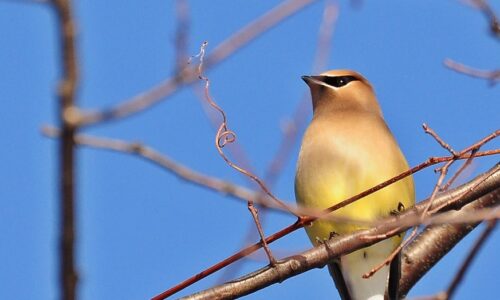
[295,70,415,300]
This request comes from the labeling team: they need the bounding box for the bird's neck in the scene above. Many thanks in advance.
[313,104,383,120]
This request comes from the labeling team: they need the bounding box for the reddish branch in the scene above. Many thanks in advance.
[52,0,79,299]
[43,127,498,300]
[366,124,491,282]
[191,41,284,264]
[152,130,499,299]
[173,165,500,300]
[213,0,339,283]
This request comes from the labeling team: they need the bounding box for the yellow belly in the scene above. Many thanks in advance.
[294,121,415,247]
[296,168,413,248]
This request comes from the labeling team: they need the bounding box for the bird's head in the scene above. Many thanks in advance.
[302,70,382,117]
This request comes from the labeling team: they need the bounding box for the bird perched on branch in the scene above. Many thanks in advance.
[295,70,415,300]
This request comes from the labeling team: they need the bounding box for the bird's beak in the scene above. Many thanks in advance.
[301,75,324,86]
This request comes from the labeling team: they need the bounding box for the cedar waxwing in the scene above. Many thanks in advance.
[295,70,415,300]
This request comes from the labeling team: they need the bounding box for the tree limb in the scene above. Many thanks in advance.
[179,164,499,300]
[399,182,499,296]
[52,0,79,299]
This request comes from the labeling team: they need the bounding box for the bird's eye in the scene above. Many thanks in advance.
[323,76,358,88]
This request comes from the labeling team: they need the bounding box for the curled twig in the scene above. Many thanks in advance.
[191,41,285,265]
[79,0,319,126]
[190,41,295,215]
[153,144,499,299]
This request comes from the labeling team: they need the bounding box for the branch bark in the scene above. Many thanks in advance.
[53,0,79,299]
[179,164,499,300]
[399,185,499,296]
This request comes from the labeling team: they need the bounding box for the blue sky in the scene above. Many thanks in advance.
[1,1,499,299]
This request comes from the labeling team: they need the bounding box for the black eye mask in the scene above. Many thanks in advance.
[322,75,359,88]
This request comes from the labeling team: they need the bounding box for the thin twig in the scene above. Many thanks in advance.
[467,0,500,37]
[41,126,282,210]
[422,160,453,216]
[196,89,256,179]
[171,167,499,300]
[428,163,498,216]
[460,129,499,153]
[422,127,499,217]
[213,0,339,284]
[44,124,499,299]
[174,0,190,75]
[152,147,499,299]
[191,41,282,264]
[265,0,338,187]
[190,41,293,215]
[440,220,497,300]
[444,59,500,84]
[52,0,79,299]
[420,123,458,218]
[422,123,458,156]
[362,226,419,279]
[247,202,277,264]
[214,1,339,283]
[310,0,339,74]
[79,0,318,126]
[442,148,478,190]
[45,127,500,220]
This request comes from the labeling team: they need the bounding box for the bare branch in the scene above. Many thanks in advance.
[152,149,499,299]
[442,220,497,299]
[362,226,418,279]
[155,163,499,299]
[40,126,286,210]
[214,1,340,283]
[176,165,500,300]
[310,0,339,74]
[424,205,500,225]
[265,0,338,187]
[247,202,277,264]
[44,122,498,300]
[190,41,288,264]
[442,148,478,191]
[422,128,499,216]
[79,0,319,126]
[465,0,500,37]
[399,184,500,296]
[444,59,500,84]
[422,123,458,156]
[52,0,79,299]
[174,0,190,75]
[365,122,493,280]
[189,41,296,216]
